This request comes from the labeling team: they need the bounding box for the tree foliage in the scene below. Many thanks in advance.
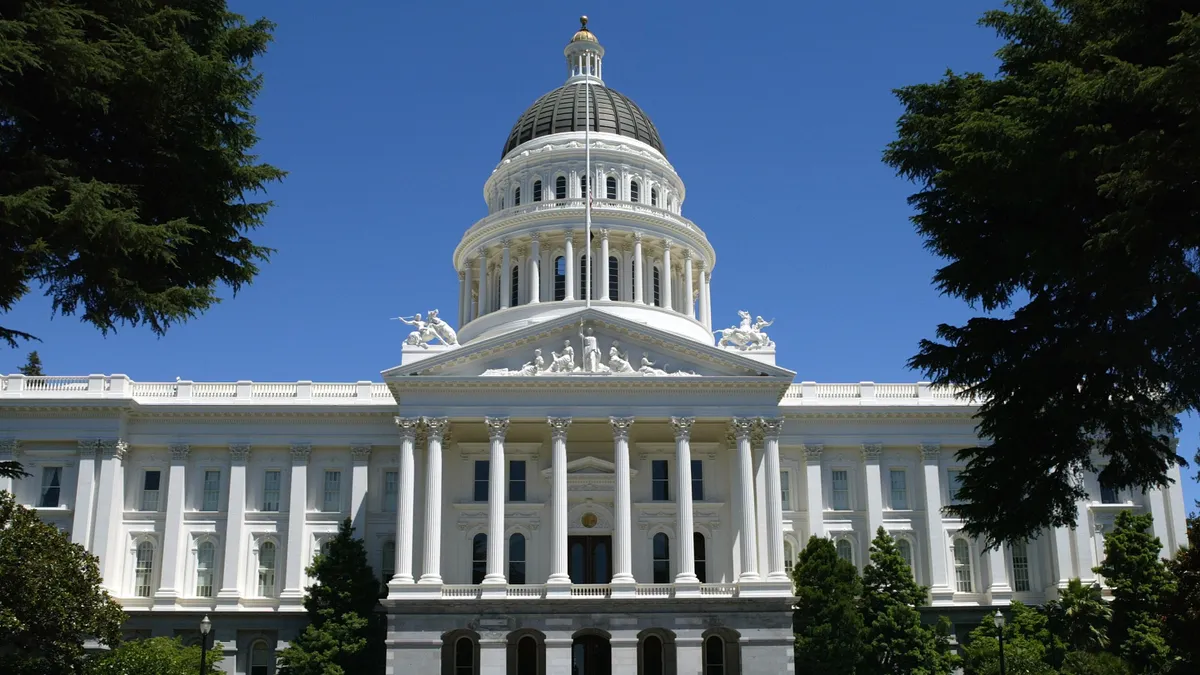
[1094,511,1174,673]
[0,490,125,674]
[792,536,864,675]
[1165,511,1200,674]
[883,0,1200,546]
[85,636,223,675]
[1044,579,1112,654]
[18,351,43,376]
[963,602,1058,675]
[277,518,383,675]
[0,0,285,347]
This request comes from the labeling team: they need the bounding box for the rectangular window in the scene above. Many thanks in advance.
[831,470,850,510]
[947,469,964,505]
[509,460,526,502]
[39,466,62,507]
[651,460,670,501]
[474,460,489,502]
[262,470,281,512]
[201,470,221,511]
[322,470,341,513]
[1012,541,1031,592]
[141,470,161,511]
[383,471,398,512]
[780,470,792,511]
[1099,480,1121,504]
[890,469,908,510]
[691,459,704,501]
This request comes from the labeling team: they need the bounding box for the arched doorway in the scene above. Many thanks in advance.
[571,631,611,675]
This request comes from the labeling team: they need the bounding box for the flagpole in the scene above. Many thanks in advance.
[584,53,592,309]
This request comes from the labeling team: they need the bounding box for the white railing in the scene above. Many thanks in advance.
[634,584,673,598]
[193,383,237,398]
[506,585,546,598]
[570,584,611,598]
[779,382,975,406]
[312,383,356,398]
[876,383,918,399]
[441,585,481,599]
[132,382,177,398]
[24,376,90,391]
[430,583,743,600]
[371,384,394,399]
[251,383,298,398]
[815,383,861,399]
[699,583,738,597]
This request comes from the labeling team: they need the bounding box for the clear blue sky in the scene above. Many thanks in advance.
[6,2,1197,510]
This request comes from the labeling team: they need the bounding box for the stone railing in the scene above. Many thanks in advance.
[436,583,741,600]
[779,381,974,406]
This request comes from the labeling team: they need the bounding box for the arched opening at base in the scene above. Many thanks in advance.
[572,630,611,675]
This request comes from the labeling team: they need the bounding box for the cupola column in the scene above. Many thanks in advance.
[476,248,487,317]
[463,263,474,323]
[633,233,645,304]
[500,240,512,310]
[457,271,466,326]
[563,229,575,302]
[683,250,695,319]
[599,229,610,301]
[661,240,673,311]
[529,233,541,304]
[699,261,710,328]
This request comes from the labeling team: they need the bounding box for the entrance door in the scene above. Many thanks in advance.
[568,536,611,584]
[571,635,611,675]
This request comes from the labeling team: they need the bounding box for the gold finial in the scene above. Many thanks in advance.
[570,15,598,43]
[580,15,588,29]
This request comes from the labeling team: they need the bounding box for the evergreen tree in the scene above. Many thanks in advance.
[1061,651,1133,675]
[277,519,384,675]
[1094,511,1174,674]
[792,536,863,675]
[883,0,1200,546]
[86,636,223,675]
[1044,579,1112,653]
[18,352,44,376]
[963,602,1056,675]
[1164,473,1199,675]
[859,528,957,675]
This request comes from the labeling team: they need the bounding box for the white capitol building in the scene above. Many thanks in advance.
[0,18,1189,675]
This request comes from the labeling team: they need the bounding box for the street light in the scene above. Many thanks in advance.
[199,612,213,667]
[993,609,1007,675]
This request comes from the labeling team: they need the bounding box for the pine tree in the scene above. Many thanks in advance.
[18,352,43,376]
[1164,490,1198,674]
[1094,511,1175,674]
[277,519,384,675]
[792,536,863,675]
[858,528,957,675]
[963,602,1057,675]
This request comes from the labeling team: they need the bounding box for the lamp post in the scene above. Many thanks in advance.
[199,615,212,675]
[993,609,1007,675]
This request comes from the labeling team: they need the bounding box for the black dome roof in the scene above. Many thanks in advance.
[502,83,665,158]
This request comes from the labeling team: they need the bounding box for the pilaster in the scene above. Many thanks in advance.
[71,440,97,547]
[93,439,127,592]
[803,444,824,540]
[217,444,251,604]
[280,443,310,602]
[350,444,372,538]
[155,443,190,602]
[861,443,884,539]
[921,443,954,603]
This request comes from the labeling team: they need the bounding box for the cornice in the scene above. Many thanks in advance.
[781,410,976,421]
[125,411,395,423]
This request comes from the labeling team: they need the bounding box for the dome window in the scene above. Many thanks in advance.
[514,187,521,207]
[511,265,520,307]
[579,254,589,298]
[630,181,640,203]
[608,256,619,300]
[555,176,567,200]
[581,176,589,199]
[553,256,566,301]
[651,188,659,207]
[653,267,661,307]
[533,180,542,202]
[606,176,617,200]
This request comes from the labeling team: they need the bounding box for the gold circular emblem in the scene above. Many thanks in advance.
[581,512,598,528]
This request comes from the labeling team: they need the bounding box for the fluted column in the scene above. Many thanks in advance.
[611,417,635,587]
[281,443,310,601]
[547,417,572,587]
[862,443,884,538]
[599,229,610,300]
[463,263,474,322]
[392,418,419,586]
[633,233,645,304]
[419,418,448,585]
[761,418,788,581]
[93,439,127,591]
[683,250,695,319]
[71,441,97,547]
[476,248,487,316]
[218,444,251,602]
[350,445,371,537]
[803,444,824,540]
[155,443,190,601]
[457,271,466,326]
[672,417,698,585]
[483,417,509,585]
[500,240,512,310]
[661,240,673,311]
[1071,469,1098,584]
[921,444,953,601]
[563,229,575,301]
[529,233,541,304]
[732,419,760,582]
[704,271,713,330]
[698,262,710,328]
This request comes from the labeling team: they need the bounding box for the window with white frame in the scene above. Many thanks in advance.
[947,469,965,505]
[651,460,670,501]
[897,538,914,571]
[1011,541,1031,592]
[652,532,670,583]
[555,175,567,200]
[141,470,161,511]
[513,186,521,207]
[831,469,850,510]
[509,533,526,585]
[201,470,221,511]
[780,470,792,511]
[474,460,489,502]
[630,180,640,203]
[784,540,795,574]
[651,187,659,207]
[890,469,908,510]
[195,540,216,597]
[691,459,704,501]
[250,640,272,675]
[836,538,853,563]
[322,470,341,512]
[262,470,281,512]
[952,538,973,592]
[39,466,62,507]
[1099,478,1121,504]
[258,541,277,597]
[532,179,542,202]
[134,540,155,597]
[383,471,398,513]
[509,460,526,502]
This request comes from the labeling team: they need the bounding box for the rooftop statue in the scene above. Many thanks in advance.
[395,310,459,348]
[715,310,774,351]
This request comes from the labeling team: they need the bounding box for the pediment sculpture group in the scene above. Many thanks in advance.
[482,326,699,377]
[714,310,774,351]
[393,309,458,348]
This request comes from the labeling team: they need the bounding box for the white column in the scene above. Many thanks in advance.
[217,444,250,602]
[698,262,710,328]
[803,444,824,539]
[1049,525,1074,589]
[390,418,419,586]
[547,417,572,587]
[633,233,645,304]
[611,417,635,587]
[661,240,673,311]
[754,440,769,573]
[457,271,466,326]
[761,418,788,581]
[672,417,699,585]
[0,439,18,497]
[71,441,97,547]
[732,418,759,582]
[463,263,474,323]
[563,229,575,302]
[419,418,448,585]
[350,445,371,537]
[93,439,127,592]
[704,271,713,330]
[155,443,190,600]
[500,240,512,310]
[476,247,487,316]
[1145,487,1172,556]
[988,545,1013,603]
[862,444,884,539]
[921,443,953,601]
[683,250,695,319]
[281,443,310,601]
[1072,485,1098,584]
[529,233,541,304]
[483,417,509,585]
[599,229,610,300]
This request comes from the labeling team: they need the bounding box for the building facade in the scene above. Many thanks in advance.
[0,18,1190,675]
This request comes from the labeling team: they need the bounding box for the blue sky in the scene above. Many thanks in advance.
[5,2,1197,510]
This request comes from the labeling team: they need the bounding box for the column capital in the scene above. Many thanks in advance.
[394,417,421,440]
[599,228,610,240]
[547,416,572,439]
[759,417,785,439]
[423,417,450,441]
[169,443,191,461]
[99,439,128,460]
[920,443,942,460]
[609,416,634,440]
[803,443,824,461]
[662,237,673,248]
[861,443,883,461]
[0,438,19,458]
[229,444,252,462]
[633,231,644,243]
[290,443,311,462]
[476,245,488,258]
[457,270,465,281]
[530,231,542,244]
[730,417,756,440]
[484,417,510,440]
[682,248,693,261]
[699,258,708,271]
[563,227,575,238]
[500,238,511,249]
[670,416,695,439]
[351,444,373,461]
[75,440,95,458]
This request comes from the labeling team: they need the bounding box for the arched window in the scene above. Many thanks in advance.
[836,539,853,564]
[553,256,566,301]
[250,640,272,675]
[953,539,973,592]
[630,180,640,203]
[652,533,670,584]
[555,176,567,200]
[508,631,545,675]
[134,540,155,597]
[643,636,664,675]
[258,541,277,597]
[897,538,914,572]
[195,540,216,597]
[509,533,526,585]
[579,255,589,299]
[499,196,505,210]
[1011,541,1030,592]
[511,265,520,307]
[532,180,542,202]
[784,540,795,575]
[704,636,726,675]
[608,256,619,300]
[694,532,707,583]
[513,186,521,207]
[651,187,659,207]
[606,176,617,199]
[652,267,661,307]
[472,533,487,585]
[450,633,479,675]
[638,629,676,675]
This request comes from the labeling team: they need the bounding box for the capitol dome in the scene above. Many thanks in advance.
[501,83,665,158]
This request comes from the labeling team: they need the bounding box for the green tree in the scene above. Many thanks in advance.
[277,518,383,675]
[0,490,125,674]
[859,528,957,675]
[1164,460,1199,675]
[86,636,223,675]
[792,536,863,675]
[1061,651,1133,675]
[0,1,285,348]
[1044,578,1112,654]
[883,0,1200,546]
[963,602,1057,675]
[1094,511,1174,673]
[18,351,43,376]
